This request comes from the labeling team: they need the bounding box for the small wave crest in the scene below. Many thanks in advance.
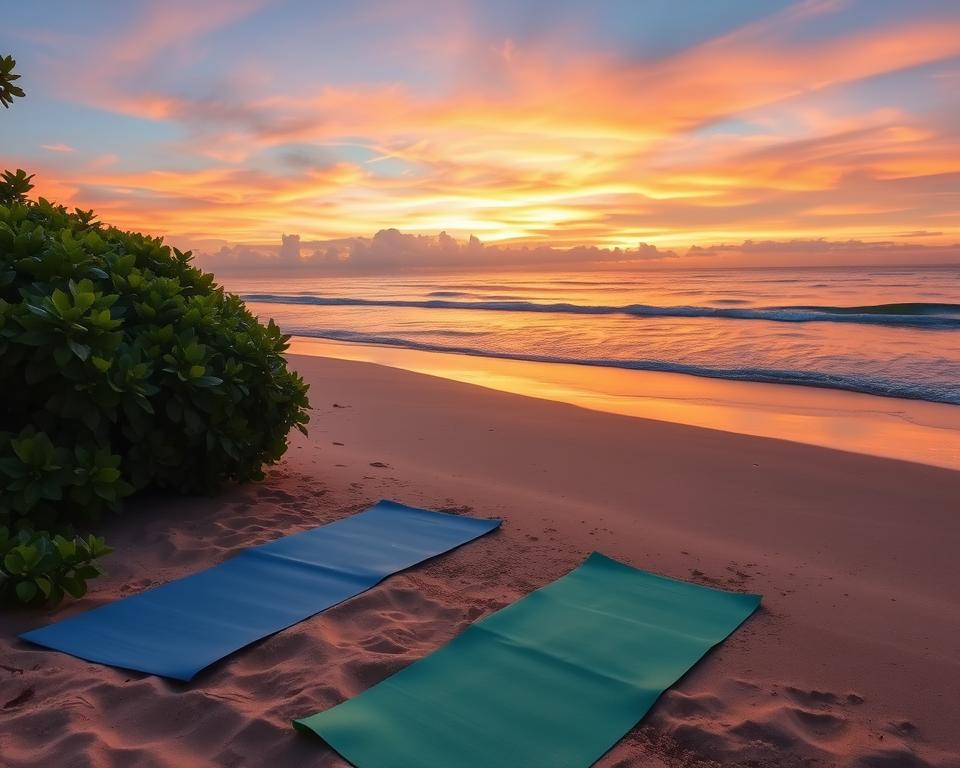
[243,294,960,328]
[284,329,960,405]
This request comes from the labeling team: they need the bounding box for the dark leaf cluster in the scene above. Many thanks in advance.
[0,56,25,108]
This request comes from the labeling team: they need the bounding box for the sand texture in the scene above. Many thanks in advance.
[2,354,959,767]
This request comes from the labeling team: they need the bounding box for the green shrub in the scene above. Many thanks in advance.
[0,170,310,605]
[1,527,111,605]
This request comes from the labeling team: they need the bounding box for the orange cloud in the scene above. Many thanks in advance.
[7,1,960,258]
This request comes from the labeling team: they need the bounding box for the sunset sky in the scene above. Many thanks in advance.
[3,0,960,269]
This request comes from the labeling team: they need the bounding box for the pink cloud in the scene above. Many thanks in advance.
[685,238,960,266]
[40,143,75,153]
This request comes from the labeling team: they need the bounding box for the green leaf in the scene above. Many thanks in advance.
[95,467,121,483]
[34,576,52,598]
[18,544,41,569]
[72,291,96,312]
[81,407,100,431]
[25,303,54,319]
[51,288,71,314]
[184,343,204,364]
[74,564,100,580]
[93,485,117,502]
[4,550,25,574]
[47,584,64,606]
[11,436,33,464]
[67,339,91,361]
[61,575,87,599]
[53,344,72,367]
[55,538,76,559]
[15,580,38,603]
[0,457,25,477]
[91,538,112,557]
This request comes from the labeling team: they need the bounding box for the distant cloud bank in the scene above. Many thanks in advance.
[685,239,960,266]
[190,231,958,274]
[193,229,677,273]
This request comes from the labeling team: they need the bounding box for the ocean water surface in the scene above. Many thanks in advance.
[233,266,960,406]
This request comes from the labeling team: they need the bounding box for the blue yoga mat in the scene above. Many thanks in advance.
[20,500,501,680]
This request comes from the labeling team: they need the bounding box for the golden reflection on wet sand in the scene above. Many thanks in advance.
[289,336,960,471]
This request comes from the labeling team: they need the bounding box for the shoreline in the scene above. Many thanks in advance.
[2,354,959,767]
[288,336,960,471]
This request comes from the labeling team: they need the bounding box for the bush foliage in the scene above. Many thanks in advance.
[0,170,310,605]
[0,55,25,109]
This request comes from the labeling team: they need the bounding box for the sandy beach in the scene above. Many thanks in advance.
[2,353,959,768]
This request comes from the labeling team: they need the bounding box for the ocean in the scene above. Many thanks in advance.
[233,266,960,406]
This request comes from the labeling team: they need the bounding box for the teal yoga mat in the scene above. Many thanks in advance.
[295,552,761,768]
